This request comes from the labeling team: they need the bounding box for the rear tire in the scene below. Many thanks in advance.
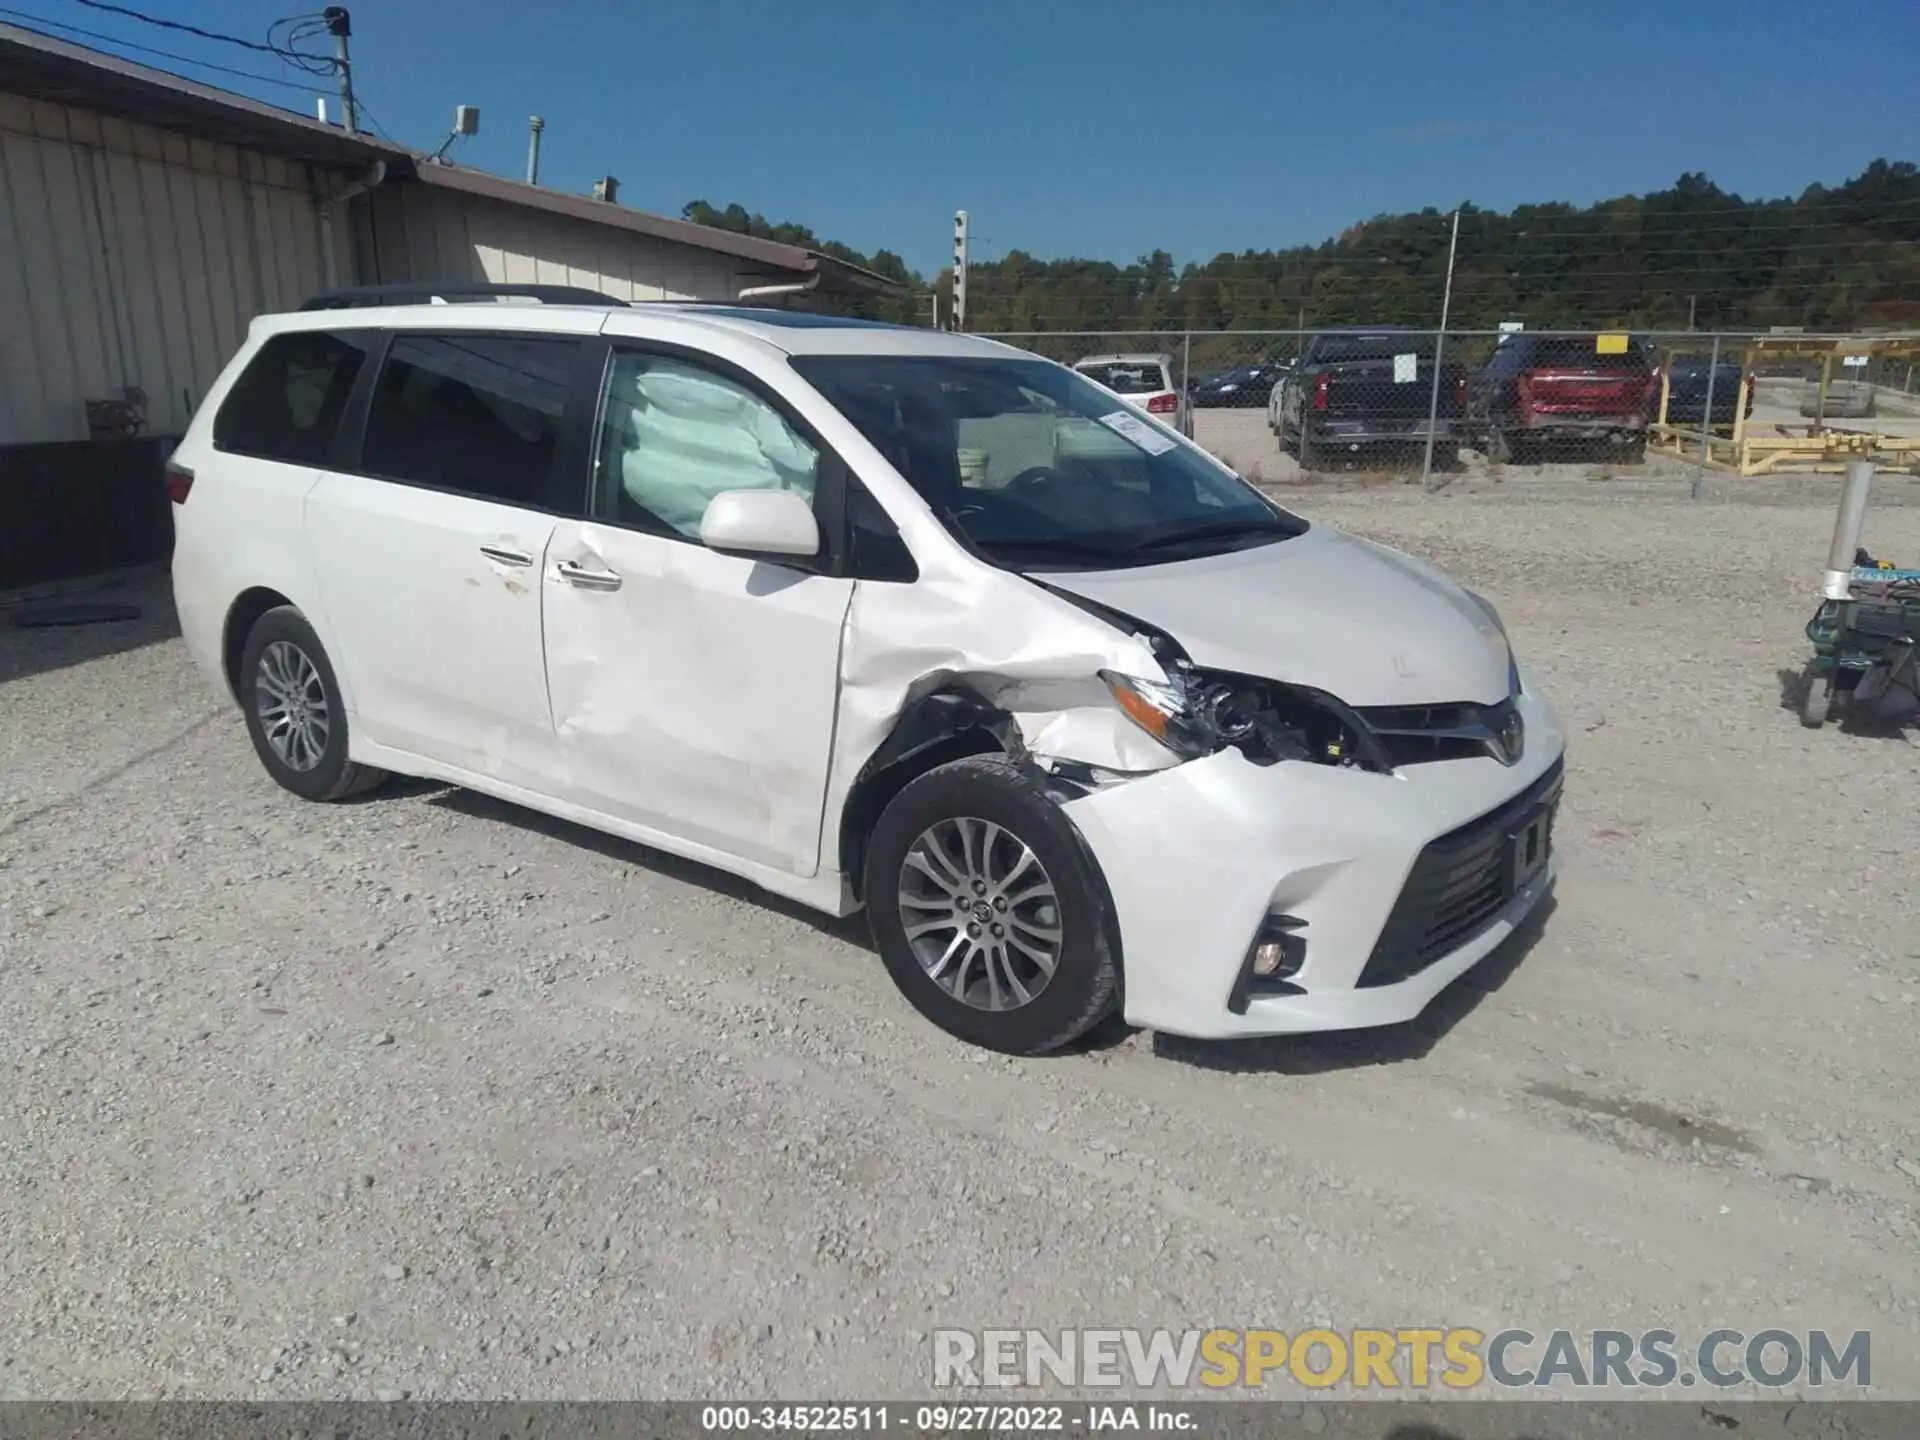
[239,606,386,801]
[864,755,1119,1055]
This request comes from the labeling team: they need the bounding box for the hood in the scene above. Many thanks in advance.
[1037,524,1512,706]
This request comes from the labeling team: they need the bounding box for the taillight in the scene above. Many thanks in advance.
[1312,373,1330,411]
[1454,372,1466,407]
[164,461,194,505]
[1145,393,1177,415]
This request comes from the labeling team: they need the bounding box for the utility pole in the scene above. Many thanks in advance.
[1420,205,1463,489]
[952,210,969,332]
[323,7,357,134]
[526,116,545,185]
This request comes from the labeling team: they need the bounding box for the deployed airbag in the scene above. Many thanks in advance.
[613,359,818,534]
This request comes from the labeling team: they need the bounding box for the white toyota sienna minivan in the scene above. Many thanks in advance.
[170,285,1564,1055]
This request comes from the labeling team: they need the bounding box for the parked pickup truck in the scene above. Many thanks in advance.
[1272,328,1465,470]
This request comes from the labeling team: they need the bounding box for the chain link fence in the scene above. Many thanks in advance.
[978,328,1920,484]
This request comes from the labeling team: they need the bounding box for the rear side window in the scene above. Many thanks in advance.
[1077,362,1167,394]
[213,329,372,464]
[360,334,575,506]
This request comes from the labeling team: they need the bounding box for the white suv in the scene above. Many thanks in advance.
[170,284,1564,1055]
[1072,353,1193,439]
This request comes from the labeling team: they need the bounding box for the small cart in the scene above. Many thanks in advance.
[1800,556,1920,729]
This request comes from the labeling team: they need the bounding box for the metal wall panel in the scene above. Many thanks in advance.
[0,91,341,443]
[367,184,762,302]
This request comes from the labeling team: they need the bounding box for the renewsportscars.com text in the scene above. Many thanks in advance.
[932,1327,1871,1391]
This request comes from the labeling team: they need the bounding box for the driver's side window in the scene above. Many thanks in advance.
[591,351,819,540]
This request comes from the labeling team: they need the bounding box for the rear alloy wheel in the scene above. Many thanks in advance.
[865,755,1118,1054]
[239,606,386,801]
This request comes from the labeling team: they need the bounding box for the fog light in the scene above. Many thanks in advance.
[1227,914,1308,1015]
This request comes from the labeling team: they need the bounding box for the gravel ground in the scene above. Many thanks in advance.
[2,470,1919,1402]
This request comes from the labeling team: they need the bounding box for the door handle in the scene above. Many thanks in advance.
[556,559,623,592]
[479,544,534,568]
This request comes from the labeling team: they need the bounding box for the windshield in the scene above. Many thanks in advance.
[1074,360,1168,394]
[792,354,1305,570]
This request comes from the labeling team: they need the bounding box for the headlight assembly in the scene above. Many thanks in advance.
[1101,666,1386,771]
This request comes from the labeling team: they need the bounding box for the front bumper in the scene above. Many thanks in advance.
[1060,677,1565,1040]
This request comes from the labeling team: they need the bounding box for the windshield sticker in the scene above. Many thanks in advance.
[1097,410,1179,455]
[1393,352,1418,384]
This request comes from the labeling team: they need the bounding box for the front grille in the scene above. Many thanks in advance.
[1358,758,1563,988]
[1358,695,1521,768]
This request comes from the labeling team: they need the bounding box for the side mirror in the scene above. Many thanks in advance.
[698,488,820,560]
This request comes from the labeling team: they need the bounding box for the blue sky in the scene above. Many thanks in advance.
[19,0,1919,274]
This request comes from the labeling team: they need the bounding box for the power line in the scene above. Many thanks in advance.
[349,94,397,143]
[67,0,310,57]
[0,7,328,91]
[267,12,337,77]
[1458,188,1920,218]
[966,234,1920,285]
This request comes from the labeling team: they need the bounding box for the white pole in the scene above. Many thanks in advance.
[1824,460,1875,599]
[952,210,969,332]
[1420,206,1462,489]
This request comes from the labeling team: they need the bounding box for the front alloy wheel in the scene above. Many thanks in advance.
[897,816,1064,1011]
[864,754,1119,1054]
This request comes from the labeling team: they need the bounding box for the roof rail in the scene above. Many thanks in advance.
[298,283,628,311]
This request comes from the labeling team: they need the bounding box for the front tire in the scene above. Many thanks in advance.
[239,606,386,801]
[864,755,1119,1054]
[1798,663,1833,729]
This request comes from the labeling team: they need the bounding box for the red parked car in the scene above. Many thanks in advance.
[1466,334,1659,463]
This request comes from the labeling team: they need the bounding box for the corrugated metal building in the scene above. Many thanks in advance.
[0,21,895,585]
